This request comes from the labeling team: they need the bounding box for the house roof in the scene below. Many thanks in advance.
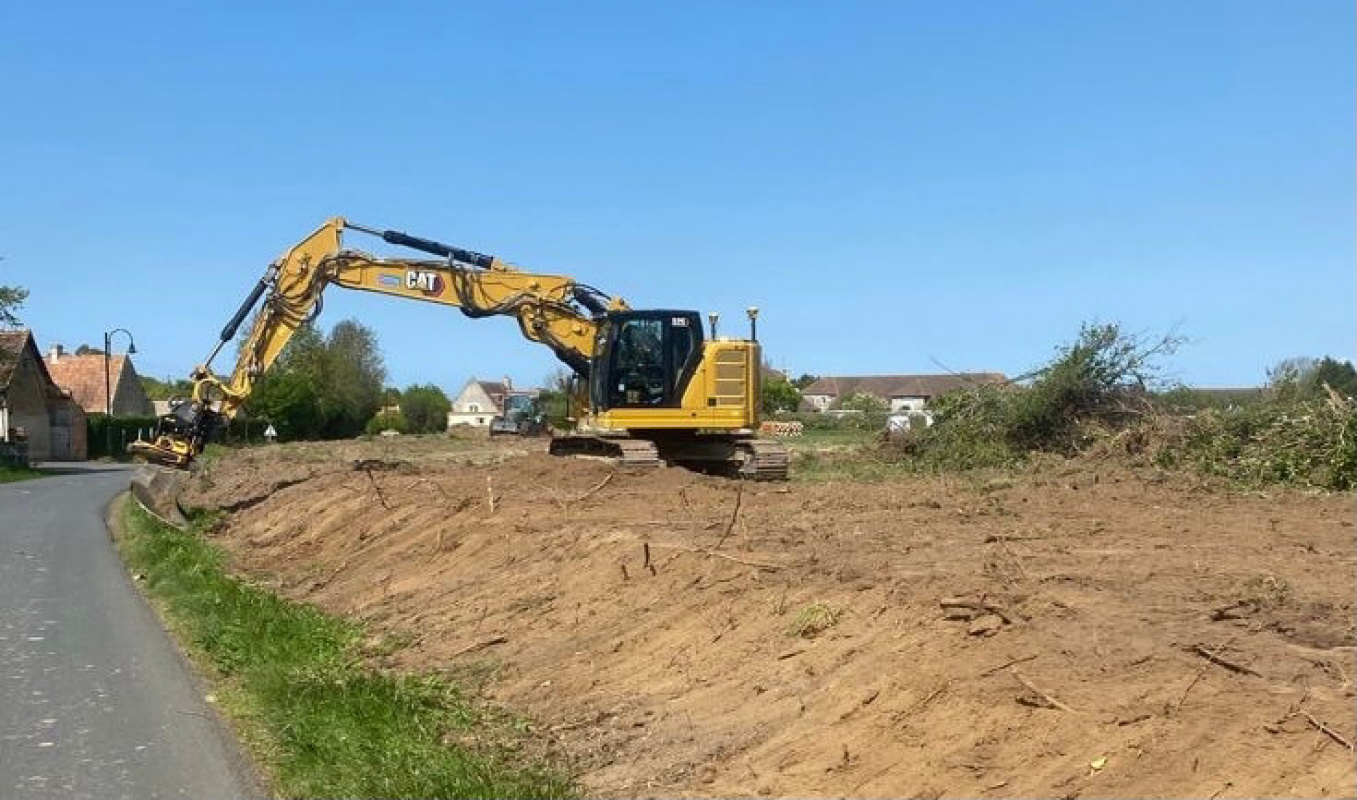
[46,353,132,413]
[477,380,508,397]
[0,331,28,389]
[802,373,1008,399]
[0,330,65,397]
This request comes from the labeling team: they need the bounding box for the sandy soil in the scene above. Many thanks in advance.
[184,438,1356,798]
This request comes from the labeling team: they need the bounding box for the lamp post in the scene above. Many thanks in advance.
[103,328,137,457]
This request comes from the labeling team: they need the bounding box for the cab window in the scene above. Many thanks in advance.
[610,318,665,407]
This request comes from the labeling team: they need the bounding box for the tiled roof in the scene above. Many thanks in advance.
[0,330,65,397]
[0,330,27,389]
[477,381,508,397]
[802,373,1008,399]
[46,354,129,413]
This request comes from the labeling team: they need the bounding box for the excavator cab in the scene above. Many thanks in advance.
[591,310,703,411]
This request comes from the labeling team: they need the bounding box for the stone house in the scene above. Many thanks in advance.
[0,331,88,463]
[44,344,153,417]
[801,373,1008,412]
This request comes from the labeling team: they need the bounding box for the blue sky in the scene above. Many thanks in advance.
[2,1,1351,390]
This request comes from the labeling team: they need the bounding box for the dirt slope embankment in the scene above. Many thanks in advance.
[185,443,1356,798]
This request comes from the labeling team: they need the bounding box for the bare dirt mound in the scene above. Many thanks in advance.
[189,441,1356,798]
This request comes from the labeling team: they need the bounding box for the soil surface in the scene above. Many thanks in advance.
[184,437,1356,798]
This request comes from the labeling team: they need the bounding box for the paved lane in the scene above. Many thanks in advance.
[0,464,258,799]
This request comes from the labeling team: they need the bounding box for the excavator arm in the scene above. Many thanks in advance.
[132,217,624,467]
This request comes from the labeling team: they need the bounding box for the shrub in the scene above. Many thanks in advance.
[762,378,802,414]
[365,410,408,435]
[399,384,450,434]
[892,323,1179,470]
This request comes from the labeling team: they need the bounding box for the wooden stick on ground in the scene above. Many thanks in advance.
[654,543,783,571]
[1176,637,1236,712]
[713,482,744,550]
[365,468,390,509]
[1191,643,1261,677]
[449,635,508,658]
[1010,668,1075,712]
[486,475,496,514]
[1302,712,1355,750]
[574,472,613,502]
[978,654,1038,678]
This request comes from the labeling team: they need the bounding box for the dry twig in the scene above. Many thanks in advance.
[654,543,783,571]
[449,635,508,657]
[1301,712,1355,750]
[713,482,744,550]
[978,653,1038,677]
[574,472,613,502]
[365,468,390,509]
[1010,668,1075,712]
[1191,643,1261,677]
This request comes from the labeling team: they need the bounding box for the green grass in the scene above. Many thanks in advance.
[785,427,878,452]
[116,499,574,799]
[0,465,45,483]
[792,449,917,482]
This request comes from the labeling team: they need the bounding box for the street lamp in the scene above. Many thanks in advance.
[103,328,137,457]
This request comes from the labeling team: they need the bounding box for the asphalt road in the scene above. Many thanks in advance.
[0,464,259,799]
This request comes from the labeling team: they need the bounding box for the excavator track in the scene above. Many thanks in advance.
[549,434,662,469]
[549,433,789,481]
[736,438,791,481]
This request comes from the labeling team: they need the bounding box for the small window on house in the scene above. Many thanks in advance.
[476,417,484,425]
[468,403,480,413]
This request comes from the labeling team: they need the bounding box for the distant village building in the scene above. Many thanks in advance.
[801,373,1007,412]
[0,331,88,462]
[44,344,153,417]
[447,377,538,429]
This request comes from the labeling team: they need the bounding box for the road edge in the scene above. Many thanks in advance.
[104,491,273,799]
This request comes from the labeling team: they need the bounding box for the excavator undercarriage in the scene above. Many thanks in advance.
[548,433,790,480]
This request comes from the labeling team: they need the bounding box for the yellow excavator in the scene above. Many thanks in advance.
[129,218,788,485]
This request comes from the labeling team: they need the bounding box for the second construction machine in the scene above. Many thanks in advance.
[130,217,788,480]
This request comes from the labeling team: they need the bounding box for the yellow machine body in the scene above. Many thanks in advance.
[130,217,784,479]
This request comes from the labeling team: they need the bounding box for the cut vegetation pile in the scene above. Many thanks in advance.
[178,438,1355,798]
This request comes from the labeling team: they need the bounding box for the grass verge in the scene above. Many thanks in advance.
[0,465,45,483]
[115,497,574,799]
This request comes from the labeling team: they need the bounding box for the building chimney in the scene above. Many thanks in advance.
[503,375,512,391]
[47,344,64,364]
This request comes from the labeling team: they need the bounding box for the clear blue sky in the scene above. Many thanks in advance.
[2,1,1351,390]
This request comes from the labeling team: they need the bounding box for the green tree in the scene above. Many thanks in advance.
[0,284,27,327]
[1272,356,1357,400]
[792,373,820,390]
[1312,357,1357,399]
[840,392,888,413]
[761,378,802,413]
[400,384,451,433]
[141,375,196,400]
[245,320,387,440]
[321,320,386,437]
[248,325,327,439]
